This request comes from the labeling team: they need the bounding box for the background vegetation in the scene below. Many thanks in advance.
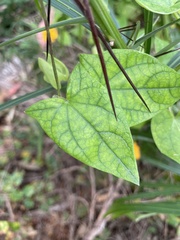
[0,0,180,239]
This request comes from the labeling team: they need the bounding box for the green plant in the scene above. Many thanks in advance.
[1,1,180,238]
[24,0,180,185]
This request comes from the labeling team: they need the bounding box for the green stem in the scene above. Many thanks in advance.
[144,9,153,54]
[161,15,170,41]
[90,0,127,49]
[39,0,60,95]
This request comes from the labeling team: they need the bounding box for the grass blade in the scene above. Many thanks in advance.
[142,156,180,175]
[0,17,86,48]
[107,182,180,217]
[154,38,180,57]
[0,86,54,111]
[107,201,180,217]
[133,18,180,49]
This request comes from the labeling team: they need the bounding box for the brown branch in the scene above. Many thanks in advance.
[85,178,124,240]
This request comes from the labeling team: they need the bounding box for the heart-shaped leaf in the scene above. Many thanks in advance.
[26,97,139,185]
[75,50,180,127]
[26,49,180,184]
[135,0,180,14]
[151,109,180,163]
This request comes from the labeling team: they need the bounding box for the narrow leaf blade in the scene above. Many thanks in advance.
[0,86,54,111]
[107,201,180,218]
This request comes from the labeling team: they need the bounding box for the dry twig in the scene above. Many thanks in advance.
[85,177,124,240]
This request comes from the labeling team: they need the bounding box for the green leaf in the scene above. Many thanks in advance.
[135,0,180,14]
[26,99,138,184]
[151,109,180,163]
[74,50,180,127]
[38,55,69,89]
[26,49,180,184]
[26,54,139,184]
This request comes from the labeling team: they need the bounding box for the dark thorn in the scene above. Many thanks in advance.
[74,0,117,119]
[96,28,150,112]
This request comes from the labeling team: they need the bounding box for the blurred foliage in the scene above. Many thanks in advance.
[0,0,180,239]
[0,0,35,37]
[109,0,142,26]
[0,168,56,210]
[0,0,39,61]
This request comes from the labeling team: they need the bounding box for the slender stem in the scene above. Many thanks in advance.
[39,0,60,95]
[46,0,51,57]
[144,9,153,54]
[162,15,170,41]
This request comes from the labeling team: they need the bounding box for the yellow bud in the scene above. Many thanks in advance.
[42,28,58,43]
[134,142,141,160]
